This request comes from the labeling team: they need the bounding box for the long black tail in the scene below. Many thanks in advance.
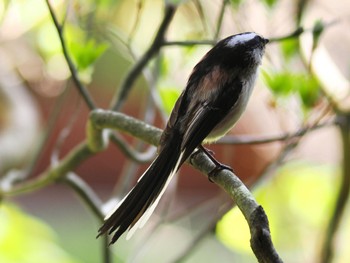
[98,135,184,244]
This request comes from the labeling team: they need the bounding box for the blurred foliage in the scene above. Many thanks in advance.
[216,162,349,261]
[262,0,278,8]
[158,85,181,114]
[263,71,321,112]
[280,38,299,60]
[0,203,78,263]
[0,0,348,262]
[312,19,325,50]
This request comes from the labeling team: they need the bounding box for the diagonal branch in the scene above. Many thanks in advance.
[110,4,176,111]
[45,0,96,110]
[218,119,336,145]
[320,114,350,263]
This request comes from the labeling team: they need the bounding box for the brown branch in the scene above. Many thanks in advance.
[45,0,96,110]
[214,0,229,40]
[89,109,283,262]
[162,40,215,46]
[110,4,176,111]
[320,114,350,263]
[218,119,335,145]
[190,152,283,263]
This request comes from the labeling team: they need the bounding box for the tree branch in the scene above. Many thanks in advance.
[190,152,283,263]
[45,0,96,110]
[110,4,176,111]
[63,173,111,263]
[218,119,335,145]
[89,109,283,262]
[0,142,94,196]
[320,114,350,263]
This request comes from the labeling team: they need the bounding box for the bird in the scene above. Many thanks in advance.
[98,32,269,244]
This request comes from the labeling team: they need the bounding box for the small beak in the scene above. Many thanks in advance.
[263,38,269,45]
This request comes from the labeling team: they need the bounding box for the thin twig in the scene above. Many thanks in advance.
[45,0,96,110]
[63,173,112,263]
[163,40,215,46]
[110,133,156,163]
[269,19,341,43]
[127,0,144,46]
[110,4,176,111]
[63,172,104,219]
[214,0,229,40]
[172,198,232,263]
[269,27,304,42]
[218,119,336,145]
[193,0,209,34]
[22,81,70,179]
[320,114,350,263]
[0,143,94,196]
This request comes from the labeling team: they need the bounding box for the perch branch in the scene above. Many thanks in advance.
[89,109,283,262]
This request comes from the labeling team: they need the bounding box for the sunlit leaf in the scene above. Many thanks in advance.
[216,162,337,258]
[158,86,181,114]
[263,71,320,110]
[216,207,251,254]
[262,71,295,96]
[297,75,320,109]
[281,38,299,60]
[262,0,278,8]
[69,39,108,70]
[312,20,324,43]
[230,0,244,8]
[0,203,78,263]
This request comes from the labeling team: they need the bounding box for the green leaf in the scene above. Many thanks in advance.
[0,203,78,263]
[262,71,295,96]
[298,75,320,109]
[69,39,108,70]
[280,38,299,60]
[262,0,278,8]
[216,162,337,256]
[158,86,181,114]
[230,0,244,8]
[263,71,320,110]
[312,19,324,50]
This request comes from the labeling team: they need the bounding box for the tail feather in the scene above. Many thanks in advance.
[98,136,183,244]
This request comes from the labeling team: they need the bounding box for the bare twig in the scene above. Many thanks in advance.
[269,27,304,42]
[110,133,156,163]
[218,119,336,145]
[320,114,350,263]
[63,172,104,219]
[214,0,229,40]
[62,173,111,263]
[128,0,145,46]
[172,197,232,263]
[0,143,94,196]
[45,0,96,110]
[162,40,215,46]
[110,4,176,111]
[193,0,209,34]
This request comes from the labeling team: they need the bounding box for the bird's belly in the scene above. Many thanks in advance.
[205,74,256,143]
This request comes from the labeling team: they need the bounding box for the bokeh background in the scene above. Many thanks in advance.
[1,0,350,262]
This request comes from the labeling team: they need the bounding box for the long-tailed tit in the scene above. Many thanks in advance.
[98,32,269,244]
